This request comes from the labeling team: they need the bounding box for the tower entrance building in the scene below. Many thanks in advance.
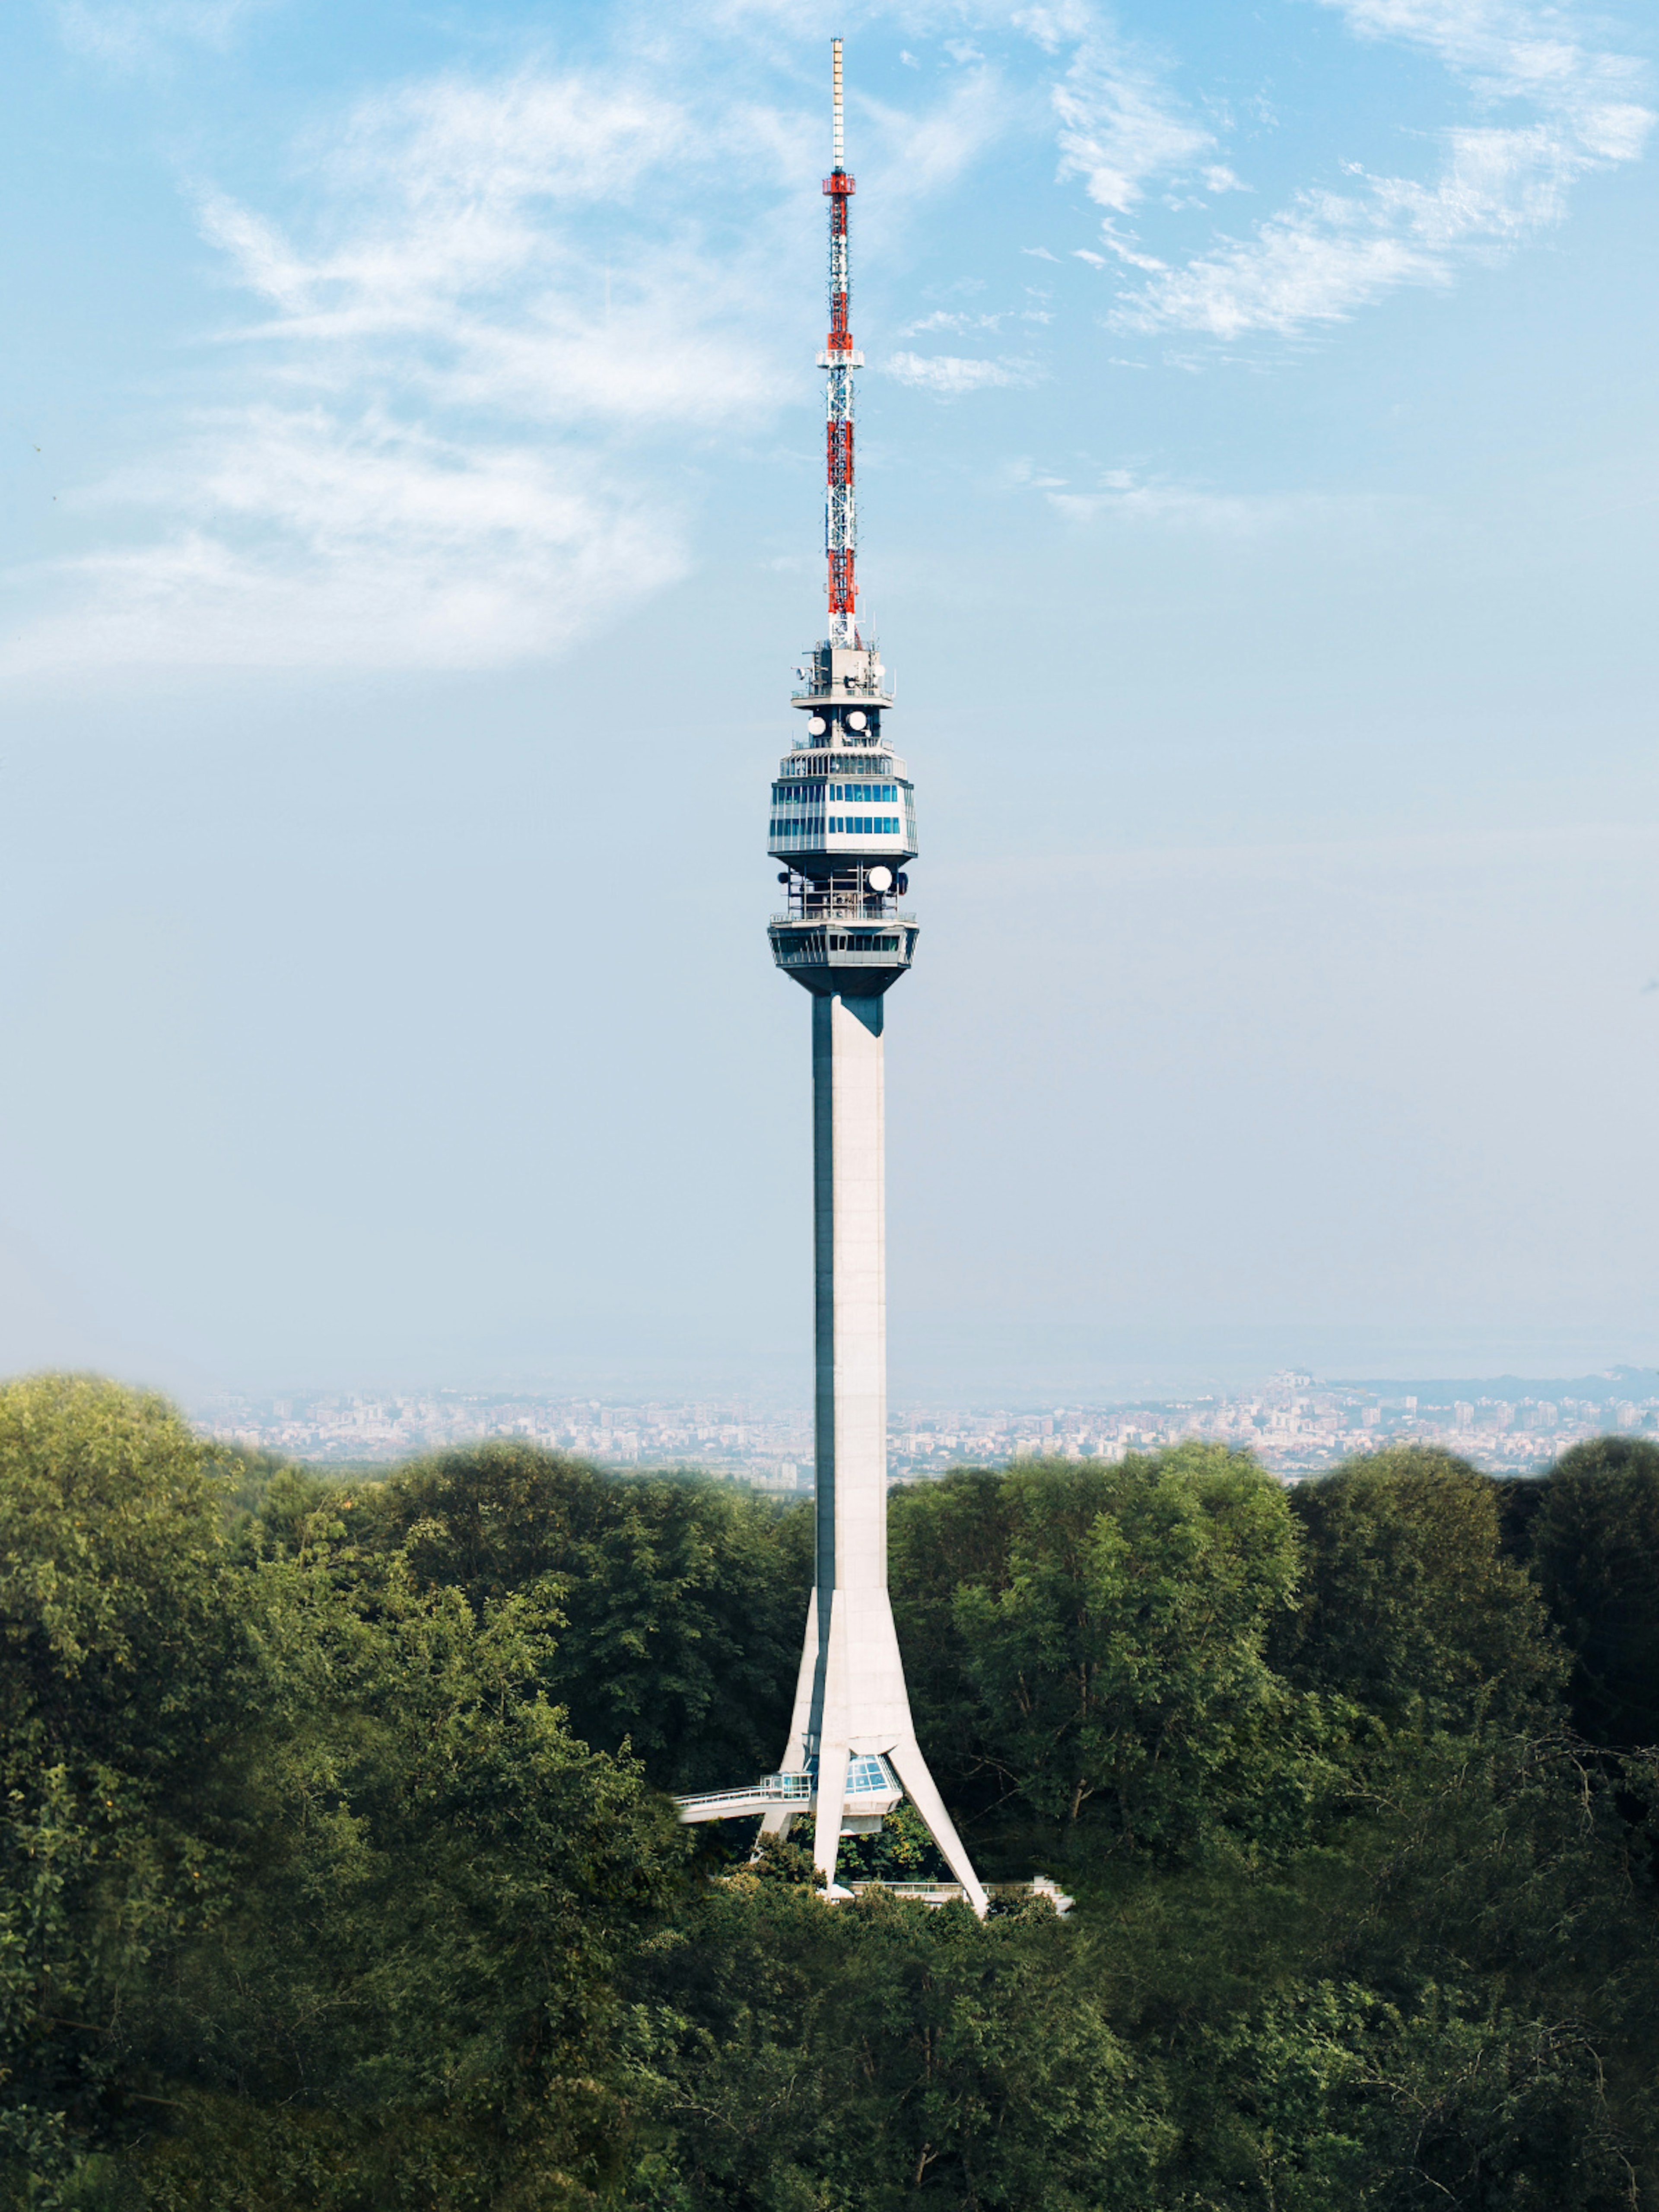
[674,40,987,1915]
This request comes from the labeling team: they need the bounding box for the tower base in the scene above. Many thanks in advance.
[759,1583,988,1916]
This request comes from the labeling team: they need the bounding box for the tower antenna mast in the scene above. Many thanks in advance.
[822,36,861,649]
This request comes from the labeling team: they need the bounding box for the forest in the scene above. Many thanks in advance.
[3,1370,1658,2209]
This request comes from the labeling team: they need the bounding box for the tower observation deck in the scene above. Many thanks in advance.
[675,38,987,1916]
[765,640,918,1010]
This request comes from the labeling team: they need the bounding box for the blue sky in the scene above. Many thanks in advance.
[1,0,1655,1403]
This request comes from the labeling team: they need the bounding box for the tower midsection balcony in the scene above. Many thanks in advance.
[769,832,917,865]
[769,914,918,1002]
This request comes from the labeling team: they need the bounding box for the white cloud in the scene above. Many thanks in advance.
[2,410,682,674]
[16,32,1073,677]
[1049,29,1214,213]
[1085,224,1168,270]
[859,68,1013,209]
[1319,0,1652,149]
[56,0,270,66]
[1013,1,1093,54]
[196,75,789,429]
[1116,108,1635,337]
[884,352,1046,395]
[896,308,1007,336]
[1015,0,1647,343]
[12,66,801,673]
[1046,470,1402,530]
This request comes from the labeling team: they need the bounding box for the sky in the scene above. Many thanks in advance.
[1,0,1656,1407]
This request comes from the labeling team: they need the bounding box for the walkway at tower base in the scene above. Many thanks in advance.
[676,1751,900,1832]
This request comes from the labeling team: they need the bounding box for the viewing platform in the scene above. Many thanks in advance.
[675,1754,903,1828]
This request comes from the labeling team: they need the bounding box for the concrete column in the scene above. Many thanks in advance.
[770,992,986,1913]
[819,992,887,1612]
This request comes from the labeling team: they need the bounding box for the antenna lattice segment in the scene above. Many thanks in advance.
[821,37,859,648]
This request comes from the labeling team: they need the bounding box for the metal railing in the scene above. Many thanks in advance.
[673,1770,813,1817]
[848,1881,968,1903]
[790,683,895,706]
[674,1786,769,1815]
[771,937,913,971]
[770,910,915,927]
[774,866,912,924]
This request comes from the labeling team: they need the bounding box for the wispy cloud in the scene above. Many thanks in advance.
[1317,0,1645,126]
[895,308,1008,337]
[1106,0,1650,337]
[198,73,789,427]
[1115,124,1580,336]
[7,410,680,673]
[22,0,1654,675]
[8,66,798,673]
[16,37,1041,675]
[858,66,1014,212]
[884,351,1046,395]
[1042,467,1405,530]
[1049,28,1214,214]
[56,0,271,67]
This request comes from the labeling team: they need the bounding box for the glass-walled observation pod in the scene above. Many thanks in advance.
[767,642,920,1004]
[766,752,917,868]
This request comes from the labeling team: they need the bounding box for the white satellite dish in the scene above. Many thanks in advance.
[867,865,893,893]
[846,709,867,731]
[808,715,827,735]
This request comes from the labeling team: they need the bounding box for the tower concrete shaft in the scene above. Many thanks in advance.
[756,996,985,1908]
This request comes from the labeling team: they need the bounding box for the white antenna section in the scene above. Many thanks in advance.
[831,37,845,169]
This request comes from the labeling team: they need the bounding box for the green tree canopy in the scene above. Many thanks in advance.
[896,1448,1337,1860]
[627,1879,1163,2211]
[1528,1435,1659,1747]
[0,1385,690,2208]
[1281,1446,1564,1735]
[7,1379,1659,2209]
[343,1443,811,1792]
[0,1371,239,1797]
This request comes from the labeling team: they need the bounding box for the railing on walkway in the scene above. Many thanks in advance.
[675,1770,814,1823]
[846,1876,1075,1915]
[676,1759,906,1826]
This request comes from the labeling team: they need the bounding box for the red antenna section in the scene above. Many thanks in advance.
[819,40,861,646]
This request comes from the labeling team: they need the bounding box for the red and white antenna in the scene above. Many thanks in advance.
[819,38,862,648]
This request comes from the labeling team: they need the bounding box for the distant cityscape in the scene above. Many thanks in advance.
[194,1367,1659,1487]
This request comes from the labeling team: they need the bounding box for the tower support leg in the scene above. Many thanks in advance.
[887,1735,988,1913]
[758,1588,819,1842]
[811,1741,852,1892]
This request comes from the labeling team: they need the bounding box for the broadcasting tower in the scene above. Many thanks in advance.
[676,40,987,1916]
